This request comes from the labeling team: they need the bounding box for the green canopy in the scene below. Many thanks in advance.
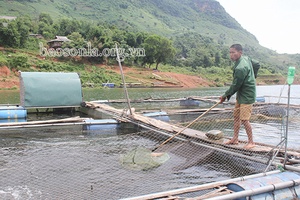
[20,72,82,108]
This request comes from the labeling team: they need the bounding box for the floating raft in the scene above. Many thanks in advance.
[121,170,300,200]
[84,102,300,157]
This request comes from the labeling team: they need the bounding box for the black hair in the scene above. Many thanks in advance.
[230,44,243,52]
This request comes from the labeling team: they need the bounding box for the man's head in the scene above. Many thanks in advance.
[230,44,243,61]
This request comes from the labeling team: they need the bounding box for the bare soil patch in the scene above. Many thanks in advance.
[0,66,20,89]
[110,66,213,88]
[0,65,212,90]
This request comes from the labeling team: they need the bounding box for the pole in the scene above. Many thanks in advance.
[115,44,133,115]
[283,85,291,167]
[207,178,300,200]
[152,101,220,152]
[120,170,281,200]
[284,66,295,167]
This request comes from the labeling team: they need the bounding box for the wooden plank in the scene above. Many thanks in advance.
[85,102,300,157]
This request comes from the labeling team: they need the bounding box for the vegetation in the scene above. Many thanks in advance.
[0,0,299,88]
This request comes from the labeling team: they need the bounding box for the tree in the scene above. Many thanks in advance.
[56,18,80,36]
[142,34,175,69]
[86,26,103,41]
[0,22,20,47]
[16,17,31,47]
[154,37,176,69]
[65,32,86,49]
[214,52,221,66]
[38,21,54,39]
[38,13,53,25]
[0,16,31,48]
[203,55,211,68]
[125,32,137,47]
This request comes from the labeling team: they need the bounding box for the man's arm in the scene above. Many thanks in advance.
[221,68,246,102]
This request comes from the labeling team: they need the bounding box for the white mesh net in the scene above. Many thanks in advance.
[0,100,299,199]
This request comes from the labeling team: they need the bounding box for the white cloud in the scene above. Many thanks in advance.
[217,0,300,54]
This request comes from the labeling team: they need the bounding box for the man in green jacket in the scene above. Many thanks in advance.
[220,44,256,149]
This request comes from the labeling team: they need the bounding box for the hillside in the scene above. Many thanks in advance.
[0,63,214,89]
[1,0,245,35]
[0,1,264,48]
[0,63,293,90]
[1,0,299,88]
[1,0,299,68]
[1,0,257,45]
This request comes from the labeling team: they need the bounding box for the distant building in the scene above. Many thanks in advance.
[47,36,71,49]
[0,16,17,20]
[0,16,17,27]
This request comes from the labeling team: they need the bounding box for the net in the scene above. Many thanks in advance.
[0,101,300,199]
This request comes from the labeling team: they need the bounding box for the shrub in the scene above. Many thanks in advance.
[8,54,30,70]
[0,54,8,66]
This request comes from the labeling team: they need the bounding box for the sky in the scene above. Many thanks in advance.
[217,0,300,54]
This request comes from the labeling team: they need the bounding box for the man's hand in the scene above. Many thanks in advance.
[219,96,226,103]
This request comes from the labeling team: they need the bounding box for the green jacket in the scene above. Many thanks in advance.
[223,55,256,104]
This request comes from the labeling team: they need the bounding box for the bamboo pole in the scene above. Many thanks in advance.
[0,118,119,129]
[120,170,281,200]
[0,117,86,127]
[152,101,220,152]
[116,43,133,115]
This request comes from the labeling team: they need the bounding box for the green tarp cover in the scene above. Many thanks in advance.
[20,72,82,108]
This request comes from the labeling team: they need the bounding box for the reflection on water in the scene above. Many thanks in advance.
[1,85,300,104]
[256,85,300,105]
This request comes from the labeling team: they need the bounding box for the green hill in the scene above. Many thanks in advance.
[1,0,299,79]
[1,0,256,43]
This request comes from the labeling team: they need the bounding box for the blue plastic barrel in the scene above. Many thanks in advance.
[143,111,170,122]
[83,119,119,130]
[256,96,265,102]
[0,106,27,120]
[0,118,27,123]
[102,83,115,88]
[226,171,300,200]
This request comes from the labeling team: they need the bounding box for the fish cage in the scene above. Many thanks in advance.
[1,99,300,199]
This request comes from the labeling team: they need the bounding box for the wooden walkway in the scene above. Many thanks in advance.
[84,102,300,157]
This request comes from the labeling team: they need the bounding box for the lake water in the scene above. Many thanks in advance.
[0,85,300,199]
[1,85,299,105]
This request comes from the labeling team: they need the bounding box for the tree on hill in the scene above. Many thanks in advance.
[142,34,176,69]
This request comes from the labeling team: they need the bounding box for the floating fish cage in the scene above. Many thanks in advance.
[0,105,27,120]
[226,171,300,200]
[82,112,169,131]
[1,98,300,199]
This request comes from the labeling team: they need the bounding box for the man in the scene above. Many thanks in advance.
[220,44,256,149]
